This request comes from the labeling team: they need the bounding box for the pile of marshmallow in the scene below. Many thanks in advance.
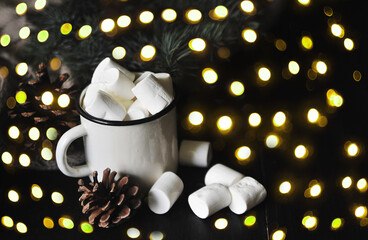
[148,140,267,218]
[83,57,174,121]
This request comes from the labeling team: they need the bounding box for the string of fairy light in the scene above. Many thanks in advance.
[0,0,367,239]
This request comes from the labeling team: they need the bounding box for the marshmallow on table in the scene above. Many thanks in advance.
[228,176,267,215]
[126,99,150,120]
[179,140,212,167]
[132,74,174,115]
[92,57,135,83]
[188,183,231,219]
[204,163,244,187]
[83,86,127,121]
[148,172,184,214]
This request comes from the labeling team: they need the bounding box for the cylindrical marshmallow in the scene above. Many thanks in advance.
[92,57,135,83]
[204,164,244,187]
[188,183,231,219]
[135,72,174,96]
[179,140,212,167]
[228,177,267,215]
[126,99,150,120]
[131,74,173,115]
[99,68,135,101]
[134,71,153,84]
[148,172,184,214]
[84,89,127,121]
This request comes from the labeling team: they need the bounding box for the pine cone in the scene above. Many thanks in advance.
[78,168,142,228]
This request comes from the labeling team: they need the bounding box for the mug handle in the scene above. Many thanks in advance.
[56,124,91,177]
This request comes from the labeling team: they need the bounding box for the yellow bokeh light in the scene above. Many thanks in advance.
[2,151,13,165]
[288,61,300,75]
[139,11,154,24]
[214,218,228,230]
[326,89,343,107]
[213,5,228,20]
[50,57,62,71]
[34,0,47,10]
[279,181,292,194]
[242,29,257,43]
[43,217,54,229]
[266,134,279,148]
[112,46,126,60]
[294,145,308,159]
[230,81,245,96]
[78,25,92,39]
[302,215,318,230]
[1,216,14,228]
[235,146,251,161]
[16,90,27,104]
[16,3,28,15]
[310,184,322,197]
[188,111,204,126]
[8,126,20,139]
[51,191,64,204]
[355,206,367,218]
[202,68,218,84]
[344,38,354,51]
[127,227,141,238]
[117,15,131,28]
[273,111,286,127]
[185,9,202,24]
[46,127,58,141]
[248,113,261,127]
[315,61,327,74]
[347,142,359,157]
[140,45,156,61]
[7,96,16,109]
[341,176,352,189]
[80,222,93,233]
[16,62,28,76]
[161,9,177,22]
[41,91,54,105]
[41,147,53,161]
[58,94,70,108]
[59,217,74,229]
[217,47,231,59]
[0,34,11,47]
[244,215,256,227]
[31,184,43,199]
[60,23,72,35]
[298,0,310,6]
[37,30,49,43]
[301,36,313,50]
[331,24,345,38]
[8,190,20,202]
[324,6,334,17]
[29,127,40,141]
[149,231,164,240]
[0,66,9,79]
[19,154,31,167]
[258,67,271,81]
[100,18,115,33]
[275,39,287,51]
[240,1,255,13]
[357,178,368,192]
[16,222,27,233]
[217,116,233,131]
[189,38,206,52]
[307,108,319,123]
[331,218,343,230]
[272,229,286,240]
[19,26,31,39]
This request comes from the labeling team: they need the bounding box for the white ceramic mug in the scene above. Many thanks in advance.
[55,88,178,188]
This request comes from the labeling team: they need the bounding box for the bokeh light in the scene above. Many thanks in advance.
[60,23,73,35]
[15,90,27,104]
[0,34,11,47]
[249,113,261,127]
[19,154,31,167]
[140,45,156,61]
[188,111,204,126]
[346,142,359,157]
[8,126,20,139]
[258,67,271,81]
[298,0,310,6]
[240,1,255,13]
[16,3,28,15]
[51,192,64,204]
[288,61,300,75]
[117,15,131,28]
[217,116,233,132]
[37,30,49,42]
[1,151,13,165]
[59,217,74,229]
[344,38,354,51]
[7,96,16,109]
[331,24,345,38]
[326,89,343,107]
[46,127,58,141]
[16,62,28,76]
[78,25,92,39]
[273,111,286,127]
[185,9,202,24]
[149,231,164,240]
[41,147,53,161]
[139,11,154,24]
[275,39,287,51]
[1,216,14,228]
[235,146,251,161]
[272,229,286,240]
[308,182,322,198]
[41,91,54,105]
[0,66,9,79]
[202,68,218,84]
[302,215,318,230]
[43,217,54,229]
[294,145,308,159]
[8,190,20,202]
[244,215,256,227]
[112,46,126,60]
[342,176,352,189]
[211,5,228,20]
[214,218,228,230]
[100,18,115,33]
[189,38,206,52]
[265,134,279,148]
[314,60,327,74]
[307,108,319,123]
[355,206,367,218]
[217,47,231,59]
[162,9,177,22]
[80,222,93,233]
[301,36,313,50]
[127,227,140,238]
[58,94,70,108]
[279,181,292,194]
[357,178,368,192]
[50,57,62,71]
[331,218,343,230]
[34,0,47,10]
[242,29,257,43]
[31,184,43,199]
[230,81,245,96]
[19,26,31,39]
[29,127,40,141]
[16,222,27,233]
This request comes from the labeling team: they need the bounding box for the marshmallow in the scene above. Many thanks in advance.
[179,140,212,167]
[126,99,150,120]
[84,87,127,121]
[99,68,136,101]
[204,164,244,187]
[148,172,184,214]
[188,183,231,219]
[135,72,174,97]
[132,74,173,115]
[134,71,153,84]
[228,177,267,215]
[92,57,135,83]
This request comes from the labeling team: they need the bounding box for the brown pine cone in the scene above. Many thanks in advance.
[78,168,142,228]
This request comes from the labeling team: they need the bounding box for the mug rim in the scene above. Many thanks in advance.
[77,87,177,126]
